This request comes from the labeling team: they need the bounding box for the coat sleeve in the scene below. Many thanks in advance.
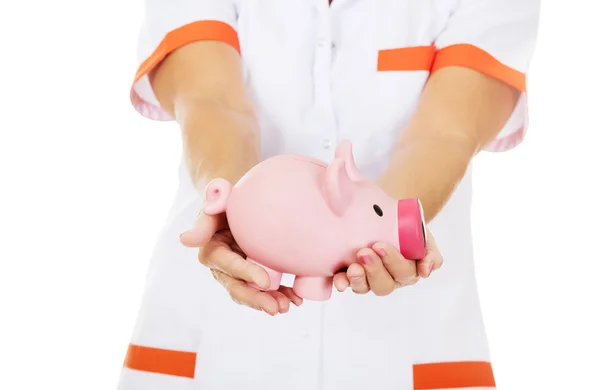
[130,0,239,121]
[432,0,540,152]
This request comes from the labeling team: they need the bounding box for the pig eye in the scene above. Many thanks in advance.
[373,204,383,217]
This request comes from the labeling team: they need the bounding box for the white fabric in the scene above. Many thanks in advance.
[433,0,540,148]
[120,0,540,389]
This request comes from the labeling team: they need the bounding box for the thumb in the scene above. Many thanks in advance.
[179,211,227,248]
[417,229,443,278]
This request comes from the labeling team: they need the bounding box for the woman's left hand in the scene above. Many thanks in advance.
[333,229,443,296]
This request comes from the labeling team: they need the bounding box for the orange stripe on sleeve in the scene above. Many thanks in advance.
[123,344,197,379]
[432,43,526,92]
[377,45,436,71]
[133,20,240,85]
[413,361,496,389]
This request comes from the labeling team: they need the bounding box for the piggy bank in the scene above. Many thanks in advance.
[203,140,426,301]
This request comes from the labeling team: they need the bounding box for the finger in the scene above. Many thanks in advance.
[212,270,279,315]
[372,242,419,285]
[357,248,396,296]
[333,272,350,292]
[416,231,444,278]
[278,286,303,306]
[201,241,271,290]
[266,290,291,313]
[347,263,369,294]
[180,212,227,248]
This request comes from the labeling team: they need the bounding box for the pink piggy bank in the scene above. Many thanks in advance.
[203,140,426,301]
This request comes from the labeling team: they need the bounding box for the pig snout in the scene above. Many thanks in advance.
[397,198,427,260]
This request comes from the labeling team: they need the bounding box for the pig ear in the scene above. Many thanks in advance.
[323,157,354,216]
[334,139,363,181]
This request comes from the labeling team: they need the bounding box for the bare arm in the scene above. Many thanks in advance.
[378,66,521,222]
[337,67,520,294]
[150,41,259,191]
[154,41,301,313]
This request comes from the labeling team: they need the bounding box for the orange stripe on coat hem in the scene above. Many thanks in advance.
[413,361,496,389]
[432,43,526,92]
[124,344,197,379]
[133,20,240,85]
[377,45,436,71]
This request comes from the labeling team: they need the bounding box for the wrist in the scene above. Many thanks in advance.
[189,151,259,193]
[180,104,261,191]
[188,140,259,191]
[377,136,473,223]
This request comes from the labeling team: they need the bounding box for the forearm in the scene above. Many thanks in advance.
[378,67,521,222]
[177,101,260,191]
[379,135,474,223]
[150,41,260,191]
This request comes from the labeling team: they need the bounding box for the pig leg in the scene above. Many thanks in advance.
[292,276,333,301]
[247,259,282,291]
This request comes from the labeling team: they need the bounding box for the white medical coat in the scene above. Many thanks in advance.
[120,1,540,388]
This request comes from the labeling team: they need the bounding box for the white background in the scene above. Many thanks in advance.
[0,1,598,389]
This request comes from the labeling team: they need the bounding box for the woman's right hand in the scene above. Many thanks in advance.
[179,210,303,316]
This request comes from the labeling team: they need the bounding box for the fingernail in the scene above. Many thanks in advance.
[359,255,372,265]
[428,262,435,276]
[359,253,373,265]
[373,247,386,257]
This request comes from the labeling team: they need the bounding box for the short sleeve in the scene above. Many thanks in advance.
[131,0,240,121]
[432,0,540,152]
